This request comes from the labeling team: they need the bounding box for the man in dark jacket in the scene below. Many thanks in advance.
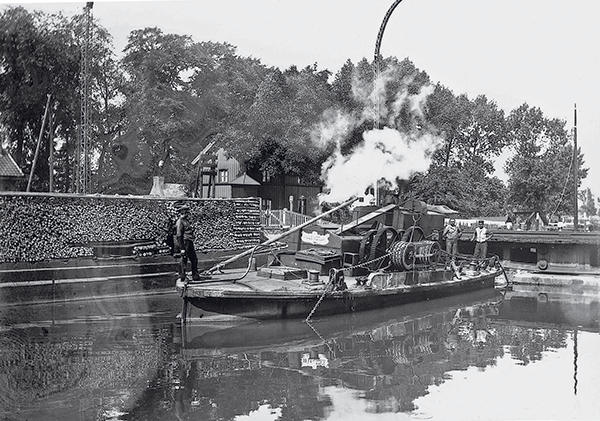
[176,205,200,282]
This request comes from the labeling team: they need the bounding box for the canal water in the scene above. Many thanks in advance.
[1,285,599,421]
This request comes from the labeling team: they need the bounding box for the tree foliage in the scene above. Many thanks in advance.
[236,65,336,184]
[504,103,587,217]
[0,6,80,191]
[0,6,591,218]
[579,188,597,217]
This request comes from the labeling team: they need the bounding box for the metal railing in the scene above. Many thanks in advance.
[260,209,312,228]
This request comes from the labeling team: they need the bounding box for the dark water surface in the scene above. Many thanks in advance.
[1,285,599,421]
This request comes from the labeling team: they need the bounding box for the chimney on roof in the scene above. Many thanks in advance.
[149,176,165,197]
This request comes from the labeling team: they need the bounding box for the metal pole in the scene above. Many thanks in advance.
[204,197,359,274]
[27,94,52,192]
[573,104,578,231]
[374,0,404,130]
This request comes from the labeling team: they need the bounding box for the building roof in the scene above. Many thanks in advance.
[229,173,260,186]
[0,149,24,178]
[163,183,187,197]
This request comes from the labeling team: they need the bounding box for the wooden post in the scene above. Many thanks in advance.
[48,112,55,192]
[27,94,51,192]
[181,297,188,325]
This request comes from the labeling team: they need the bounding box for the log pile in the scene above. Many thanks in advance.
[0,194,261,264]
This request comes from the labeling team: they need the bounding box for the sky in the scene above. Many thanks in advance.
[4,0,600,197]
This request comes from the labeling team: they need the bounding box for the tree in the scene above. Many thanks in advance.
[102,27,209,194]
[238,65,336,184]
[579,188,597,216]
[409,84,508,215]
[408,163,507,217]
[331,59,357,111]
[0,7,81,191]
[191,42,269,164]
[426,90,506,174]
[425,84,466,168]
[504,103,588,218]
[89,20,125,194]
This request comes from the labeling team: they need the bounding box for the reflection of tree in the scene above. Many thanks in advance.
[495,325,568,366]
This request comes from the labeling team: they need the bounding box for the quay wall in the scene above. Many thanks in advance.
[0,192,261,264]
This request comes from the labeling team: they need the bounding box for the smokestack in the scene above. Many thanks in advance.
[573,103,578,231]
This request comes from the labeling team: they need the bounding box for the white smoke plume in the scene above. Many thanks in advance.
[313,64,442,204]
[319,128,439,203]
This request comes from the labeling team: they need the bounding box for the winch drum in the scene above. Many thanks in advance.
[388,240,440,270]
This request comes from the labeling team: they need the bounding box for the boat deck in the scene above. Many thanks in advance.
[181,267,328,294]
[176,263,504,319]
[177,264,502,298]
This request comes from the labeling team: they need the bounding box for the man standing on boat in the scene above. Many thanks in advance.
[471,220,492,259]
[176,205,201,282]
[442,218,462,259]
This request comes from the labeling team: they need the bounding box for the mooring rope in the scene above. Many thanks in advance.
[305,271,336,322]
[305,252,393,322]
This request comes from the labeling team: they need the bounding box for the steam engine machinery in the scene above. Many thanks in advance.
[274,200,456,277]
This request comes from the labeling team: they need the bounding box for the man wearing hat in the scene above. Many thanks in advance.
[442,218,462,259]
[471,220,492,259]
[176,205,200,282]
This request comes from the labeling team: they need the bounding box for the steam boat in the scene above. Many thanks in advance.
[177,199,507,320]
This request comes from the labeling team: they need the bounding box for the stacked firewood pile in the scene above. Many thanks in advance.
[185,199,261,251]
[0,194,261,264]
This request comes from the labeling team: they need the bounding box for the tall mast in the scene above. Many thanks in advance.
[573,104,578,231]
[77,2,93,194]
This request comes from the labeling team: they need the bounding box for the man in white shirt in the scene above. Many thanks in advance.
[471,220,492,259]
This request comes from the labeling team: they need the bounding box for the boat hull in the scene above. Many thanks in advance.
[181,269,500,320]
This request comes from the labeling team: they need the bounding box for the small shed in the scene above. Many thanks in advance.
[230,172,260,198]
[0,149,25,191]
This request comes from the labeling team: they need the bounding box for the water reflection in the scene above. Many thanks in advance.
[178,289,504,419]
[0,293,183,421]
[492,283,600,400]
[0,284,599,420]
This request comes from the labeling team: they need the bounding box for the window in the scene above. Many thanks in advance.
[218,169,228,183]
[262,198,272,211]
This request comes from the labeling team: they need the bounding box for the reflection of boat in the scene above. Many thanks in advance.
[175,290,504,417]
[182,289,504,355]
[178,199,506,320]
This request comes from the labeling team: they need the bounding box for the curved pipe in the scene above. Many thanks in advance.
[374,0,404,129]
[374,0,405,64]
